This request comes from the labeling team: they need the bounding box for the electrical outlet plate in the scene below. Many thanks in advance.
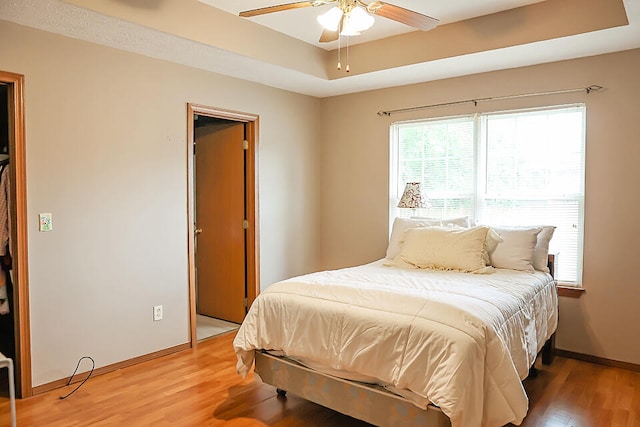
[153,305,163,321]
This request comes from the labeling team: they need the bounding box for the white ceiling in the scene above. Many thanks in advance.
[1,0,639,98]
[197,0,547,50]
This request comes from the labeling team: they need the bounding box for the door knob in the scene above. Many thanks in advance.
[195,228,203,235]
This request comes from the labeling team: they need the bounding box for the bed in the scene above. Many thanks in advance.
[233,219,559,427]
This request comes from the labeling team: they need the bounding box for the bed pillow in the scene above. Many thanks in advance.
[483,227,503,265]
[532,225,556,273]
[490,227,542,272]
[411,215,474,228]
[395,226,492,273]
[386,217,441,260]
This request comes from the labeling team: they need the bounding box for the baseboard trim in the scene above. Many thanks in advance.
[32,342,191,395]
[555,349,640,372]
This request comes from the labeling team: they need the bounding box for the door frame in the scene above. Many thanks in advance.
[1,71,31,397]
[186,104,259,347]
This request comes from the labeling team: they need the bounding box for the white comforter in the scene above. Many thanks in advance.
[233,260,558,427]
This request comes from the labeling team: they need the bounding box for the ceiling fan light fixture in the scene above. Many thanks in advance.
[317,6,343,31]
[340,24,360,36]
[346,6,374,32]
[340,13,361,36]
[339,24,360,37]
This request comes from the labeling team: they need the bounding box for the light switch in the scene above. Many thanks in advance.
[39,213,52,232]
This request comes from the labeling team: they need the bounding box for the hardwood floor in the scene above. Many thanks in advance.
[1,332,639,426]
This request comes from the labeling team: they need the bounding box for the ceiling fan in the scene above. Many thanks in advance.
[239,0,439,43]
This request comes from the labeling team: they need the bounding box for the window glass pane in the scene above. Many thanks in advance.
[482,107,585,282]
[485,109,584,196]
[393,118,475,220]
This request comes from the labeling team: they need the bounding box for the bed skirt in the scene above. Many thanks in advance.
[254,350,451,427]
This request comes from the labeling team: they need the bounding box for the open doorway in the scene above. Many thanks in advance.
[0,71,31,398]
[0,85,12,360]
[186,104,259,345]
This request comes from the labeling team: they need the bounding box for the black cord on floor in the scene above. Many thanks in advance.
[59,356,95,399]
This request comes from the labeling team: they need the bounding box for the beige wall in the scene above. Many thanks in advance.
[0,20,321,387]
[2,15,639,389]
[319,49,640,365]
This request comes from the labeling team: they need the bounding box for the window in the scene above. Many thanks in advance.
[390,105,586,284]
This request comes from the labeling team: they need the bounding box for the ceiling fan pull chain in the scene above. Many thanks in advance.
[346,35,350,73]
[337,32,342,70]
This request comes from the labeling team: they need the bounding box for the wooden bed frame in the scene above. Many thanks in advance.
[252,255,558,427]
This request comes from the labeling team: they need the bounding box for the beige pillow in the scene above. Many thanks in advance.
[483,227,503,265]
[411,215,474,227]
[386,217,441,260]
[397,226,492,273]
[490,227,542,271]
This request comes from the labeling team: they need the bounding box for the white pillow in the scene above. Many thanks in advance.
[394,226,493,273]
[490,227,542,272]
[411,215,474,228]
[386,217,441,260]
[532,226,556,273]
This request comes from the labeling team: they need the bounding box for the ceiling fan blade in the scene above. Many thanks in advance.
[319,12,343,43]
[372,2,439,31]
[240,2,316,18]
[319,28,339,43]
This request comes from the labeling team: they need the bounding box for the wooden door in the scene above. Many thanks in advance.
[195,122,246,323]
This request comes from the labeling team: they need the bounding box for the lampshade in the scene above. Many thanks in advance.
[397,182,430,209]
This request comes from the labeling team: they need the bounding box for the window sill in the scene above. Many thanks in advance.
[558,286,585,298]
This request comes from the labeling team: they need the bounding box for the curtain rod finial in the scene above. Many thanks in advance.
[377,110,390,117]
[586,85,603,94]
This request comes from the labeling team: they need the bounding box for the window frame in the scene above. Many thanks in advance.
[389,104,586,286]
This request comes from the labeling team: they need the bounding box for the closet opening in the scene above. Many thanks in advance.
[0,84,12,362]
[0,71,31,398]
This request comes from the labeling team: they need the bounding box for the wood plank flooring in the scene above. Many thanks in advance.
[1,332,639,426]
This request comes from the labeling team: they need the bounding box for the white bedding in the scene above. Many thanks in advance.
[233,260,558,427]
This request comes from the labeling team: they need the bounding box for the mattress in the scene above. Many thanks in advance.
[233,260,558,427]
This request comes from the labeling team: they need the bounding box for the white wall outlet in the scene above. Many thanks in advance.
[153,305,163,321]
[39,213,53,232]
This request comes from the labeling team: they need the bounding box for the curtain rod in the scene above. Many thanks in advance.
[377,84,603,117]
